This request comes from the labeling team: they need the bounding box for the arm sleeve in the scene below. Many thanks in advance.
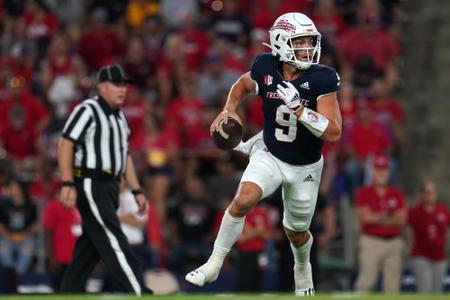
[62,104,92,144]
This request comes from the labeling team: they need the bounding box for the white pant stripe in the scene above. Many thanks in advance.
[83,179,141,296]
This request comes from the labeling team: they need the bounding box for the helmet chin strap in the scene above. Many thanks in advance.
[291,61,308,69]
[291,61,311,70]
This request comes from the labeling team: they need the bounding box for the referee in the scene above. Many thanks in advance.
[58,64,152,295]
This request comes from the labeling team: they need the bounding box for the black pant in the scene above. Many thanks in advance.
[60,178,150,295]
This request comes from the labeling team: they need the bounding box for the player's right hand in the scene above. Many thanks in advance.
[210,110,242,134]
[276,81,302,112]
[60,186,77,210]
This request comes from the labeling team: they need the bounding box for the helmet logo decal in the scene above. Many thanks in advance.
[271,19,296,34]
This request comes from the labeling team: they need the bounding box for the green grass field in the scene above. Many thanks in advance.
[0,294,448,300]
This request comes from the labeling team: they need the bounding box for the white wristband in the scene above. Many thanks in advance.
[299,107,329,137]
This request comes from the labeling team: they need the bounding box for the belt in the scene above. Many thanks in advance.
[74,168,121,181]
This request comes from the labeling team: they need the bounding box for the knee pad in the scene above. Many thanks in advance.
[283,197,314,231]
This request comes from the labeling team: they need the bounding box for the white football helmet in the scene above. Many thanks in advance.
[263,12,321,70]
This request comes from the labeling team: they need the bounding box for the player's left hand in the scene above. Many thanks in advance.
[210,110,242,134]
[276,81,302,112]
[134,193,148,213]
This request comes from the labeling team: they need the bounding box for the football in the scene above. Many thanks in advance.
[212,117,243,150]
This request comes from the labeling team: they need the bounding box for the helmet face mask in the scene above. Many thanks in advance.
[264,13,321,70]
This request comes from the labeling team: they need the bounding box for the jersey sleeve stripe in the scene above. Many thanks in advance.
[62,106,92,142]
[62,105,84,134]
[316,92,337,101]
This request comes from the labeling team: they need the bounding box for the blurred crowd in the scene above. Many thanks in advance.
[0,0,448,294]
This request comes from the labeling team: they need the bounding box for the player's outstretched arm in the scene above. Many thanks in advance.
[210,72,257,133]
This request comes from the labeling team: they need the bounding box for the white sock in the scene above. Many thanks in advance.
[209,209,245,264]
[290,233,313,267]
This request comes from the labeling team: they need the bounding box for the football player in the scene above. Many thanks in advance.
[186,12,342,296]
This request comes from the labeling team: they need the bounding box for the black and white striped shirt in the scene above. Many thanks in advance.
[62,96,130,176]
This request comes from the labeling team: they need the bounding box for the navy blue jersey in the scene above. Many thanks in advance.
[250,53,340,165]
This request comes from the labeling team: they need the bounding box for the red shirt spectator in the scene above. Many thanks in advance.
[47,54,75,76]
[313,14,346,45]
[312,0,347,49]
[354,157,407,293]
[185,122,214,150]
[42,199,82,264]
[29,158,60,204]
[356,185,406,237]
[235,205,271,252]
[369,78,405,124]
[122,87,150,149]
[0,107,38,159]
[135,116,180,171]
[123,36,154,88]
[77,10,125,70]
[252,9,279,31]
[408,180,450,261]
[179,15,209,70]
[252,0,312,30]
[348,105,391,160]
[4,43,34,84]
[22,1,59,42]
[184,106,222,162]
[0,81,50,133]
[339,17,399,73]
[29,180,60,204]
[409,203,449,261]
[370,100,404,126]
[167,96,203,129]
[349,122,390,160]
[166,81,204,135]
[41,33,79,83]
[184,106,218,153]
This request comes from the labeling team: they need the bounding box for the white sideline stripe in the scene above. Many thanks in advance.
[83,179,141,296]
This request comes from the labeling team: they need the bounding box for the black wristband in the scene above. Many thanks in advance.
[131,189,143,196]
[62,181,75,187]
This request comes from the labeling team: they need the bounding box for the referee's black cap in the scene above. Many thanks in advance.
[97,64,132,84]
